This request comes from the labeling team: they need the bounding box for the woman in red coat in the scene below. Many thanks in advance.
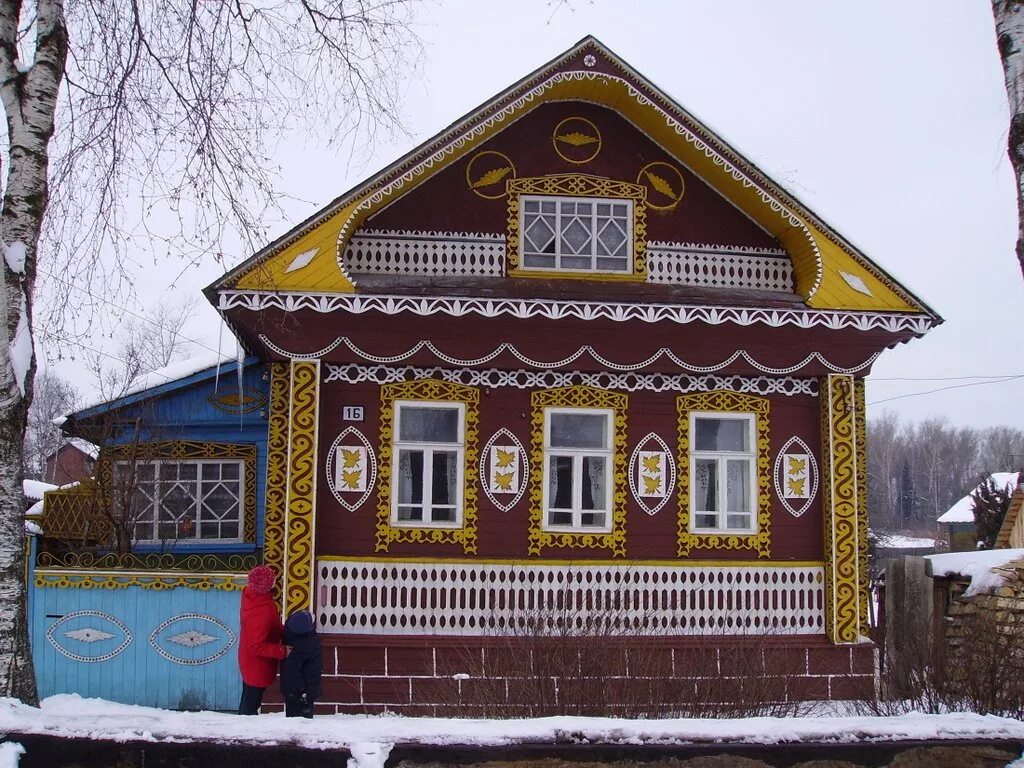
[237,565,287,714]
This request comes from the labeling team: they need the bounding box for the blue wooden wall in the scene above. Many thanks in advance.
[31,582,244,710]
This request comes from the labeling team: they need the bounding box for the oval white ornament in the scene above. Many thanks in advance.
[628,432,676,515]
[479,428,529,513]
[774,436,819,517]
[326,426,377,511]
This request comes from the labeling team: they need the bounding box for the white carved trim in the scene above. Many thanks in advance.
[259,334,342,360]
[46,610,133,663]
[324,364,819,396]
[840,271,873,296]
[325,426,377,512]
[344,230,505,277]
[316,559,825,636]
[647,243,794,292]
[219,291,936,336]
[628,433,677,515]
[148,613,236,666]
[285,248,319,274]
[479,429,529,513]
[773,436,820,518]
[331,336,878,376]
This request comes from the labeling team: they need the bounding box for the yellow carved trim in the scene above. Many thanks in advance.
[854,379,869,634]
[264,362,289,606]
[35,571,247,591]
[284,361,319,615]
[375,379,481,554]
[820,374,861,643]
[676,391,771,558]
[506,174,647,281]
[319,554,825,567]
[528,385,628,557]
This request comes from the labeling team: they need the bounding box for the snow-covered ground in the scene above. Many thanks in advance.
[873,533,935,549]
[1,695,1023,767]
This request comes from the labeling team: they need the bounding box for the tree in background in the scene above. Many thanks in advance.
[22,372,78,480]
[0,0,423,703]
[972,474,1017,549]
[992,0,1024,280]
[899,462,916,526]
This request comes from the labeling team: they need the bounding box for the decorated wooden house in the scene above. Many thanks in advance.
[33,37,938,712]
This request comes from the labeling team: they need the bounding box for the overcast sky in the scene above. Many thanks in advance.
[46,0,1024,429]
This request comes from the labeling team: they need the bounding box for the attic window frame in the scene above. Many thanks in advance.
[506,174,648,282]
[519,195,633,275]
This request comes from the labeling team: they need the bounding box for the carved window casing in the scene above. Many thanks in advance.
[529,385,628,557]
[376,379,480,554]
[507,174,647,281]
[676,392,771,557]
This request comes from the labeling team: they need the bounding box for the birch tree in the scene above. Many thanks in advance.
[0,0,421,702]
[993,0,1024,279]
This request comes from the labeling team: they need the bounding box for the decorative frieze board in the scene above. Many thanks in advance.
[324,363,819,396]
[315,559,825,636]
[219,290,935,336]
[313,336,878,375]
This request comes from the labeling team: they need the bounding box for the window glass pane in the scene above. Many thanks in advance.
[136,463,155,481]
[432,507,455,522]
[219,521,239,539]
[561,255,592,270]
[222,463,240,480]
[726,459,750,513]
[524,213,556,254]
[524,199,539,213]
[581,456,607,511]
[202,463,221,480]
[549,412,608,449]
[541,200,556,213]
[727,513,751,530]
[549,510,573,526]
[596,257,628,271]
[548,455,574,509]
[399,406,459,443]
[581,511,606,528]
[695,513,718,529]
[695,458,718,512]
[695,418,748,452]
[159,463,179,480]
[561,219,591,254]
[523,254,556,269]
[397,449,424,505]
[431,451,458,507]
[397,506,423,521]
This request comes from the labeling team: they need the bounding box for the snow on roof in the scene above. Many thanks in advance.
[22,479,57,500]
[70,350,235,418]
[937,472,1022,523]
[1,695,1023,754]
[67,438,99,459]
[24,500,43,517]
[925,548,1024,597]
[874,534,935,550]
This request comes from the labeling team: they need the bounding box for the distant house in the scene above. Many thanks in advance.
[996,478,1024,550]
[938,472,1022,552]
[43,439,97,485]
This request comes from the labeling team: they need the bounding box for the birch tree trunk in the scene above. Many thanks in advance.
[993,0,1024,280]
[0,0,68,703]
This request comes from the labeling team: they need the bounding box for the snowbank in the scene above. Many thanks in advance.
[0,742,23,768]
[938,473,1021,523]
[925,548,1024,596]
[0,695,1023,754]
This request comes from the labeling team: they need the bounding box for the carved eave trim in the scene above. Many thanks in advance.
[217,290,937,337]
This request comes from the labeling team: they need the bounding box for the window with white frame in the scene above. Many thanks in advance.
[542,408,614,532]
[392,401,465,526]
[689,414,757,533]
[117,459,244,543]
[520,195,632,273]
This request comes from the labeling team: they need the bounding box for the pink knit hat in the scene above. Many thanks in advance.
[247,565,276,594]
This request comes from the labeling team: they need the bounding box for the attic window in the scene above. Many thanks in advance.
[520,195,632,273]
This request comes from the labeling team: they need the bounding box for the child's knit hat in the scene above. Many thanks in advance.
[247,565,276,594]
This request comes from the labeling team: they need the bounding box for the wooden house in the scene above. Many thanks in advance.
[35,37,939,712]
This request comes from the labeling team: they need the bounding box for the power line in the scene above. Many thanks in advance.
[867,375,1024,406]
[872,374,1024,382]
[35,267,225,358]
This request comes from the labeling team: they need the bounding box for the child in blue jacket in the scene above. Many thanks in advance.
[280,609,322,718]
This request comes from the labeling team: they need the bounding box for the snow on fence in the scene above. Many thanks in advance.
[316,560,824,636]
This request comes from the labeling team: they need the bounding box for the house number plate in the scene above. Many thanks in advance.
[342,406,364,422]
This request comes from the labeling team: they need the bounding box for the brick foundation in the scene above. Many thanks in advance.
[264,635,876,716]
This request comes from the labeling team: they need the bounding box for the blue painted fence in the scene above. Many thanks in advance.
[31,580,244,711]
